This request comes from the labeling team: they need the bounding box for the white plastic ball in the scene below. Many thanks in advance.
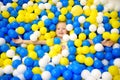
[100,0,108,4]
[39,59,48,68]
[97,27,105,34]
[81,70,91,79]
[28,1,33,6]
[12,56,21,61]
[6,3,11,8]
[86,75,96,80]
[102,59,109,66]
[41,0,47,3]
[56,2,62,8]
[0,6,7,11]
[98,23,104,27]
[96,16,103,23]
[0,38,6,46]
[17,64,27,74]
[102,72,112,80]
[22,3,28,9]
[41,15,48,21]
[70,33,77,41]
[52,0,58,4]
[114,58,120,68]
[94,0,100,5]
[89,24,97,32]
[66,24,73,31]
[83,6,89,10]
[90,5,96,9]
[61,49,69,57]
[78,16,86,23]
[3,65,13,74]
[44,3,51,9]
[41,71,51,80]
[13,69,20,76]
[34,31,40,37]
[98,12,103,16]
[106,3,114,11]
[113,43,120,49]
[62,34,70,42]
[94,43,104,51]
[52,56,60,65]
[0,68,4,76]
[17,74,25,80]
[6,49,15,58]
[111,28,119,34]
[21,43,27,48]
[30,34,37,41]
[0,2,3,6]
[115,5,120,11]
[39,3,45,10]
[91,69,102,79]
[12,0,18,2]
[43,53,50,63]
[80,0,87,6]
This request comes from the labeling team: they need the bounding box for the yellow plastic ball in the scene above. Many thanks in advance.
[58,77,64,80]
[49,50,57,58]
[110,33,119,42]
[38,35,45,40]
[35,0,40,2]
[76,47,82,54]
[10,46,16,51]
[84,8,91,16]
[60,57,69,66]
[113,75,120,80]
[59,15,66,21]
[30,13,37,21]
[34,8,41,15]
[104,12,110,17]
[79,33,86,41]
[108,66,119,76]
[28,51,37,60]
[84,57,94,66]
[102,32,111,39]
[16,26,25,34]
[32,67,42,74]
[74,39,82,47]
[38,21,44,28]
[27,6,34,13]
[40,27,47,34]
[53,44,62,53]
[44,33,51,40]
[0,59,3,66]
[112,21,120,28]
[3,59,12,66]
[8,17,15,23]
[50,31,56,38]
[61,7,68,15]
[1,52,8,60]
[110,11,118,19]
[48,12,54,19]
[67,6,72,11]
[69,0,74,6]
[2,10,10,18]
[11,2,18,8]
[76,54,86,63]
[82,46,90,54]
[89,45,96,54]
[16,15,24,22]
[27,44,35,50]
[71,5,83,16]
[46,39,54,46]
[90,9,98,17]
[89,32,97,40]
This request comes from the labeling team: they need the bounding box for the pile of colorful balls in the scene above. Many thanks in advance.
[0,0,120,80]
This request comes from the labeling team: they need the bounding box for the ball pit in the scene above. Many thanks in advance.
[0,0,120,80]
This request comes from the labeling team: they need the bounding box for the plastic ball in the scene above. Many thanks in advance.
[1,44,10,52]
[76,54,86,63]
[86,75,96,80]
[59,15,66,21]
[74,39,82,47]
[17,64,26,74]
[71,5,83,16]
[3,65,13,74]
[70,33,77,41]
[8,29,18,38]
[110,33,119,42]
[66,24,73,31]
[60,57,69,66]
[93,60,103,69]
[74,27,81,35]
[114,58,120,68]
[84,57,94,66]
[97,4,104,12]
[0,38,6,46]
[54,37,61,44]
[61,49,69,57]
[52,56,60,65]
[33,31,40,37]
[0,68,4,76]
[2,10,10,18]
[82,46,90,54]
[94,43,104,51]
[91,69,102,79]
[63,70,72,80]
[102,32,110,39]
[30,34,38,41]
[17,74,25,80]
[45,3,51,9]
[102,72,112,80]
[51,68,61,78]
[97,26,105,34]
[38,3,45,10]
[62,34,70,42]
[112,48,120,58]
[24,57,34,67]
[12,59,21,68]
[32,67,42,74]
[78,16,86,23]
[40,27,47,35]
[89,24,97,32]
[12,56,21,61]
[41,15,48,21]
[24,69,33,79]
[112,21,120,28]
[39,59,48,68]
[81,70,90,79]
[32,74,42,80]
[95,52,104,60]
[6,49,15,58]
[111,28,119,34]
[56,2,62,8]
[96,16,103,23]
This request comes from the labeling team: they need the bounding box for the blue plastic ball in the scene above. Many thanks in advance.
[55,11,61,17]
[37,49,45,58]
[44,19,52,27]
[10,10,18,17]
[42,45,50,52]
[73,16,79,21]
[58,65,67,73]
[32,74,42,80]
[24,70,33,79]
[45,64,54,72]
[82,40,90,46]
[112,48,120,58]
[97,4,104,12]
[102,16,109,23]
[108,59,114,66]
[66,19,73,24]
[12,60,22,68]
[49,24,56,31]
[73,21,80,28]
[105,52,113,60]
[66,12,72,19]
[93,60,103,69]
[11,21,19,29]
[40,10,47,16]
[51,68,61,78]
[67,40,74,47]
[61,0,68,7]
[63,70,72,80]
[93,36,102,44]
[74,27,81,35]
[0,44,10,52]
[3,0,12,5]
[7,7,14,13]
[16,47,28,57]
[23,32,32,40]
[86,53,95,59]
[8,29,18,38]
[0,14,3,20]
[24,57,34,67]
[50,5,57,13]
[4,36,11,43]
[15,6,22,12]
[34,45,42,52]
[10,77,20,80]
[52,17,58,24]
[83,21,90,29]
[86,66,94,72]
[74,0,80,5]
[1,74,12,80]
[73,74,82,80]
[104,46,112,52]
[0,27,8,34]
[118,11,120,17]
[69,46,76,55]
[54,37,61,44]
[95,52,105,60]
[104,23,112,31]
